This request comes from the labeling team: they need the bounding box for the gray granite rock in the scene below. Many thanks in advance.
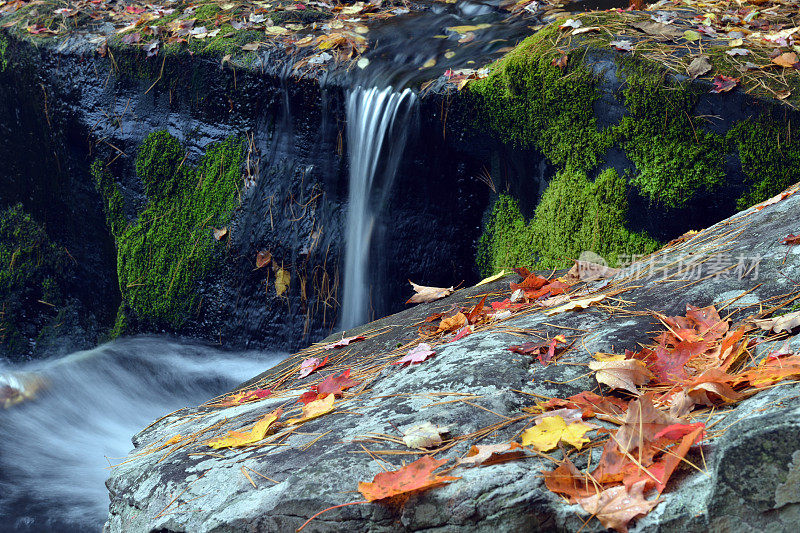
[105,184,800,532]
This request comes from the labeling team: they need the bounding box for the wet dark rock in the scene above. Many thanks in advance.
[106,184,800,532]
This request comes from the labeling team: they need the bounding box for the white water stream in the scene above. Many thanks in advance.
[341,86,416,329]
[0,338,282,532]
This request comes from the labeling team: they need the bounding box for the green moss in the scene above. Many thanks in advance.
[194,4,222,21]
[728,117,800,209]
[189,27,263,56]
[134,130,185,199]
[269,9,329,25]
[468,27,614,172]
[109,306,128,339]
[0,35,8,71]
[0,204,69,352]
[90,160,127,237]
[96,131,244,330]
[615,60,727,207]
[478,169,659,276]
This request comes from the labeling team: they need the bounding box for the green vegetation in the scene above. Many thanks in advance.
[90,160,127,237]
[616,61,727,208]
[94,131,244,333]
[468,27,613,172]
[728,117,800,209]
[0,35,8,71]
[0,204,69,352]
[477,169,659,276]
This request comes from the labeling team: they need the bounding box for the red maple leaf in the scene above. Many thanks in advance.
[710,74,738,93]
[316,369,361,396]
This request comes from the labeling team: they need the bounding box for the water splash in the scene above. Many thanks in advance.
[0,337,282,532]
[341,86,416,329]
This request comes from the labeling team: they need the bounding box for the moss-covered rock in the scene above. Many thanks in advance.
[468,27,614,172]
[95,131,244,333]
[616,60,727,208]
[477,169,659,276]
[0,204,70,354]
[728,116,800,209]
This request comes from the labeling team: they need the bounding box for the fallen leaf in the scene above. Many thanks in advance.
[358,456,460,501]
[466,296,487,324]
[751,310,800,334]
[316,369,361,396]
[566,261,620,283]
[560,18,582,30]
[589,359,654,394]
[687,55,712,79]
[208,408,282,448]
[543,455,595,501]
[543,294,607,315]
[393,343,436,366]
[216,388,273,407]
[726,48,749,56]
[406,280,454,304]
[521,415,593,451]
[738,354,800,387]
[449,326,472,342]
[754,187,798,210]
[475,269,507,287]
[402,421,448,449]
[630,21,683,39]
[613,396,681,453]
[287,394,335,424]
[710,74,738,93]
[772,52,799,68]
[509,273,548,292]
[299,356,329,378]
[577,480,662,533]
[213,227,228,240]
[683,29,701,41]
[436,312,467,334]
[324,335,365,350]
[620,424,704,493]
[256,250,272,268]
[609,39,633,52]
[447,23,491,34]
[275,267,290,296]
[507,335,567,364]
[457,442,525,467]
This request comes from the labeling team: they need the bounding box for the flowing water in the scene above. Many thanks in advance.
[341,86,416,329]
[0,338,283,532]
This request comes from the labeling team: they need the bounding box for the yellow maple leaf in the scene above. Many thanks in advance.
[275,268,290,296]
[207,408,282,449]
[561,422,592,450]
[287,394,335,425]
[522,416,565,451]
[521,416,594,452]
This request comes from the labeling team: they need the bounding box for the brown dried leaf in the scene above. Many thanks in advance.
[406,280,454,304]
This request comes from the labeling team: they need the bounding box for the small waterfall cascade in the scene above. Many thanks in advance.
[341,86,416,329]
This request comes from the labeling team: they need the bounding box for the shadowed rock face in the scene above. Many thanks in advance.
[0,37,490,357]
[104,184,800,532]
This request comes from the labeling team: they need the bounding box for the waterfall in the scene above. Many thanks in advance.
[341,86,416,329]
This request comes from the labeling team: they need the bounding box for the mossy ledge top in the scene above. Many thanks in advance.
[1,0,798,104]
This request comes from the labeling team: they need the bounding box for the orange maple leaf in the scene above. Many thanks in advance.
[543,455,597,502]
[358,456,460,502]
